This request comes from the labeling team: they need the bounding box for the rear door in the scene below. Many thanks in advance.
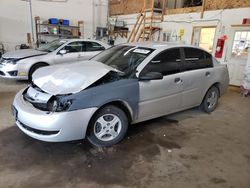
[138,48,184,122]
[181,47,214,108]
[78,41,106,60]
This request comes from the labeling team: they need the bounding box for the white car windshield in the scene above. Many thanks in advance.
[91,45,154,75]
[37,40,67,52]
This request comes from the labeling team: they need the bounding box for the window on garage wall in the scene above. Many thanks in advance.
[231,31,250,59]
[191,26,216,53]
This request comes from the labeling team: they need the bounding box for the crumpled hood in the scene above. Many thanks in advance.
[33,61,118,95]
[2,49,47,59]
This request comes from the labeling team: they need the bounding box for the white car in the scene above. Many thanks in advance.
[0,39,110,80]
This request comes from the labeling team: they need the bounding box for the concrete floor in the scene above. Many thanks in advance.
[0,78,249,188]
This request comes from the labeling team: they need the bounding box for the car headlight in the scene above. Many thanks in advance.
[49,98,73,112]
[1,59,19,65]
[9,59,19,65]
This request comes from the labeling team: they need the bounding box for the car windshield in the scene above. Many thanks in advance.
[91,45,154,75]
[37,40,67,52]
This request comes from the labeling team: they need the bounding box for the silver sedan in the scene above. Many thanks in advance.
[12,42,229,147]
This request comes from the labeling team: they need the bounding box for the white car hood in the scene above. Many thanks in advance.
[2,49,47,59]
[33,61,118,95]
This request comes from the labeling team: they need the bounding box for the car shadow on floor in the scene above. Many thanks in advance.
[0,107,203,158]
[0,108,201,187]
[0,110,196,160]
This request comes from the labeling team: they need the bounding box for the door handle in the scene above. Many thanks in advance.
[174,77,182,84]
[205,72,211,77]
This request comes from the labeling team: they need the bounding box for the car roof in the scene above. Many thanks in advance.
[58,38,103,43]
[57,38,110,48]
[122,41,203,50]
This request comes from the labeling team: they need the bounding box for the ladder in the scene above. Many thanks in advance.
[127,0,166,42]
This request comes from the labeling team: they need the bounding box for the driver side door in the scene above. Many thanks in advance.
[53,41,83,64]
[137,48,184,122]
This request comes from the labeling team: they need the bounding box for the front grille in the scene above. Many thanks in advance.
[18,121,59,135]
[0,71,5,76]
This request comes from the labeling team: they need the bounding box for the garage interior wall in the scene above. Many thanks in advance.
[0,0,108,51]
[113,7,250,64]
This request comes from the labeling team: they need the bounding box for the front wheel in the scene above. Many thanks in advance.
[87,105,128,147]
[201,86,219,113]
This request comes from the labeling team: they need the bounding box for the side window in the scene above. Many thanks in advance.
[80,42,87,52]
[86,42,105,52]
[204,51,213,68]
[183,48,212,70]
[141,48,181,76]
[63,42,83,53]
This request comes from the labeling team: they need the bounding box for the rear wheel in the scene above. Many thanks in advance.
[201,86,219,113]
[87,105,128,147]
[28,63,48,82]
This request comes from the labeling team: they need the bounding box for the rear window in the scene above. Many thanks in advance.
[183,47,213,71]
[204,51,213,67]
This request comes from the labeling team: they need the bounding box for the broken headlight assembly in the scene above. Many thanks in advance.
[23,86,74,112]
[48,97,73,112]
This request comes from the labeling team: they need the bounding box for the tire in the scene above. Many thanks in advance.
[201,86,219,113]
[28,63,48,82]
[87,105,128,147]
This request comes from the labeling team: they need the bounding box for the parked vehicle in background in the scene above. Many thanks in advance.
[12,42,229,147]
[0,39,110,81]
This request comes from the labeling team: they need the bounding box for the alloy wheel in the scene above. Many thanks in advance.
[94,114,122,142]
[207,91,218,109]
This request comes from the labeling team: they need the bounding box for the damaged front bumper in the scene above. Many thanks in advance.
[13,89,97,142]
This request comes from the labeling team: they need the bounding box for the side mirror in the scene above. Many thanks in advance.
[139,72,163,81]
[59,49,67,55]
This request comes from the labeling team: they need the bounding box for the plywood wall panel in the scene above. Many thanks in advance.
[124,0,144,14]
[109,0,124,15]
[206,0,250,10]
[109,0,144,15]
[165,6,202,14]
[109,0,250,16]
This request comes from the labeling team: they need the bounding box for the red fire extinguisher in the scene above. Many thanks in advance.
[215,35,228,58]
